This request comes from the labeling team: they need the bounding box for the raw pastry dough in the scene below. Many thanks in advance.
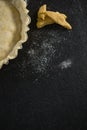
[0,0,31,68]
[37,4,72,29]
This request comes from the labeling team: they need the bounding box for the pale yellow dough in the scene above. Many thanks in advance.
[0,0,30,68]
[0,0,21,60]
[37,4,72,30]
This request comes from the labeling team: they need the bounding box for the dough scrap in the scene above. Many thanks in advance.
[37,4,72,29]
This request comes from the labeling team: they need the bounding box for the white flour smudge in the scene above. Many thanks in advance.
[16,30,67,77]
[28,39,56,73]
[59,59,72,70]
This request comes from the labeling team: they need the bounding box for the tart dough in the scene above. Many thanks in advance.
[0,0,31,68]
[37,4,72,29]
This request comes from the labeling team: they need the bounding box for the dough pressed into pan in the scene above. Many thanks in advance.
[0,0,31,68]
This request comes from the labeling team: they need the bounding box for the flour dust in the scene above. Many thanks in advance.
[16,30,68,78]
[28,38,56,73]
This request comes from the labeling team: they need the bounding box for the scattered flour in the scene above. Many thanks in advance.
[28,39,56,73]
[59,59,72,69]
[16,30,68,77]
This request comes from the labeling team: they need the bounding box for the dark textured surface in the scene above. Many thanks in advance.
[0,0,87,129]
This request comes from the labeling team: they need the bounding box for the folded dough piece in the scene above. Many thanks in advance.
[37,4,72,29]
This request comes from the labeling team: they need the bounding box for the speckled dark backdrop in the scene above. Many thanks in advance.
[0,0,87,129]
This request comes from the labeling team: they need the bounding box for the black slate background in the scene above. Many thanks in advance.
[0,0,87,129]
